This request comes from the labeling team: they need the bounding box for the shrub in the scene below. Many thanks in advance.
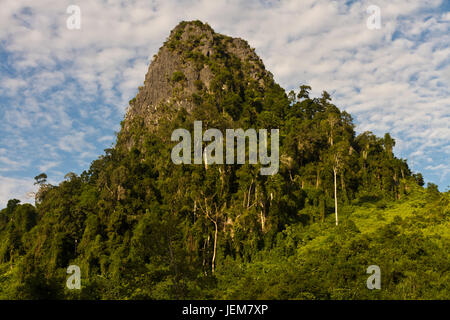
[171,71,186,83]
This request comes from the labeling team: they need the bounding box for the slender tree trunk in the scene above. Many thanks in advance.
[247,181,253,208]
[10,249,13,270]
[211,219,218,273]
[334,166,338,226]
[316,170,320,189]
[260,210,265,232]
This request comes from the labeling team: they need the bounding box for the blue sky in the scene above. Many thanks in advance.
[0,0,449,208]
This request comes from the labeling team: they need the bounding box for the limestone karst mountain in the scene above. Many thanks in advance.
[0,20,447,301]
[118,20,278,150]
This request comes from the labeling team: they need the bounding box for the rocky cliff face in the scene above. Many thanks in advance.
[118,20,276,150]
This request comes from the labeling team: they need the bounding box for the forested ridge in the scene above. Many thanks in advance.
[0,21,448,299]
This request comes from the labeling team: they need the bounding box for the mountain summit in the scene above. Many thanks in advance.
[119,20,278,149]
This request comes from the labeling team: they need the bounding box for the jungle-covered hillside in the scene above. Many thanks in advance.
[0,21,448,300]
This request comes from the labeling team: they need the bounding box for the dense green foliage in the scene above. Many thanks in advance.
[0,21,448,299]
[1,84,447,299]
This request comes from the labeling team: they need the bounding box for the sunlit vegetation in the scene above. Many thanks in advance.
[0,20,448,300]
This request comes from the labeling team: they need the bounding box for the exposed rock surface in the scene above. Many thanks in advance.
[119,20,275,150]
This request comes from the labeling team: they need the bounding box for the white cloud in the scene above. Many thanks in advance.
[0,176,36,209]
[38,160,61,172]
[0,77,27,96]
[58,131,94,153]
[442,11,450,21]
[98,135,114,143]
